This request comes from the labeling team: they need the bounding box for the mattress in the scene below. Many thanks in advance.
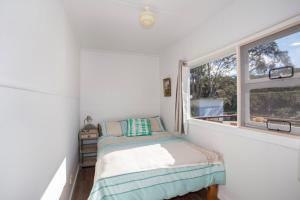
[88,132,225,200]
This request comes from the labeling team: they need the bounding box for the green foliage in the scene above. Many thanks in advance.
[248,41,292,79]
[190,54,237,114]
[250,87,300,123]
[190,41,298,122]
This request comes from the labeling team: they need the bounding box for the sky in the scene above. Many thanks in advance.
[276,31,300,69]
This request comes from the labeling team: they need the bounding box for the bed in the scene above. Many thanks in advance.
[88,131,225,200]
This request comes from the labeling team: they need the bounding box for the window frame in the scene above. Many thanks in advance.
[242,24,300,84]
[240,24,300,135]
[187,21,300,136]
[188,48,238,126]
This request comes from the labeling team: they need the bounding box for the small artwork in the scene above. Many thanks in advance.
[163,78,171,97]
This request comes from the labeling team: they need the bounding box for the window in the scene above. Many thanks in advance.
[187,23,300,135]
[250,87,300,128]
[190,53,237,126]
[241,25,300,134]
[247,31,300,80]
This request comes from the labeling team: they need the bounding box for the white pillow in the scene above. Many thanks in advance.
[149,117,165,132]
[105,121,123,137]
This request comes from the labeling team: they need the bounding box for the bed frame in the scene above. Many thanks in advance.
[207,185,218,200]
[97,123,219,200]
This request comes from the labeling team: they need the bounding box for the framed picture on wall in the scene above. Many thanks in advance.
[163,78,171,97]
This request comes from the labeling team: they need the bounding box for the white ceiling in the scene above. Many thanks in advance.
[64,0,233,54]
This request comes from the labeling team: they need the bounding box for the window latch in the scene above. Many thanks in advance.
[268,66,294,80]
[266,119,292,133]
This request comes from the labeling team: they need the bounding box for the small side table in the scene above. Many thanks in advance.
[79,129,99,168]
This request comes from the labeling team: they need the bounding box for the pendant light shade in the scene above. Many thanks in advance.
[139,6,155,28]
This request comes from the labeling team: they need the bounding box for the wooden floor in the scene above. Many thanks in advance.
[72,167,208,200]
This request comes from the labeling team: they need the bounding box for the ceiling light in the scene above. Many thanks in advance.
[139,6,155,28]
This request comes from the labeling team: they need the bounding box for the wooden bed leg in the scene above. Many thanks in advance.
[207,185,218,200]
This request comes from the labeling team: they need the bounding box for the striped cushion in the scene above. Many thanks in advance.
[126,118,152,136]
[120,120,128,135]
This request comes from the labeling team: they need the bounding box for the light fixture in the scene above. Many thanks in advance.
[84,115,93,126]
[82,115,96,132]
[139,6,155,28]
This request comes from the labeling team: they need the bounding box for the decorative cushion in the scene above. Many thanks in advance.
[120,120,128,135]
[126,118,152,136]
[149,116,166,132]
[105,121,123,137]
[99,121,107,136]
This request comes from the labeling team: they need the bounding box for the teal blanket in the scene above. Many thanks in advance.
[89,133,225,200]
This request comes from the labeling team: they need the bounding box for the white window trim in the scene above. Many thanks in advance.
[188,47,236,69]
[188,49,237,121]
[188,15,300,66]
[240,23,300,135]
[245,74,300,84]
[188,118,300,150]
[188,48,237,127]
[185,14,300,145]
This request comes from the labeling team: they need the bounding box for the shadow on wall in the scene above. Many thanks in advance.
[41,157,67,200]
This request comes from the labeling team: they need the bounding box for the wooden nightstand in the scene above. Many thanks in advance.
[79,129,99,168]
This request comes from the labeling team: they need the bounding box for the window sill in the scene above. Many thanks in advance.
[188,118,300,150]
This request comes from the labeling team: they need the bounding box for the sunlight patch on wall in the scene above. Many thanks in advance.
[41,158,66,200]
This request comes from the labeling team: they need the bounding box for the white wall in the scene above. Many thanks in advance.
[188,121,300,200]
[159,1,300,200]
[0,1,80,199]
[80,49,160,125]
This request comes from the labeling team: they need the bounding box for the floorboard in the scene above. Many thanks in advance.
[72,167,208,200]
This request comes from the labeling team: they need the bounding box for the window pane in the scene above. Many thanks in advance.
[248,31,300,79]
[190,54,237,126]
[250,87,300,127]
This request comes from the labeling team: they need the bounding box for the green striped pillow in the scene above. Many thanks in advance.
[126,118,152,137]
